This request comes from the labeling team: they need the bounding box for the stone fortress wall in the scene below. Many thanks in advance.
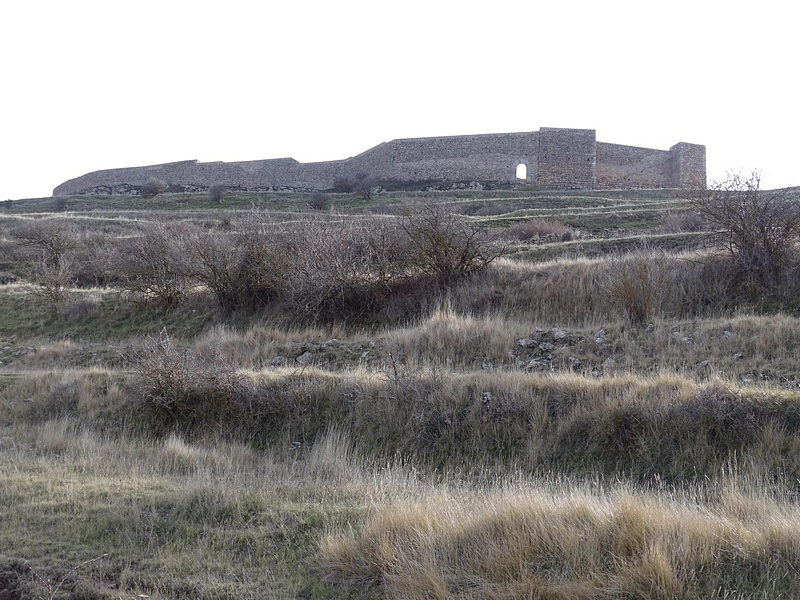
[53,128,706,196]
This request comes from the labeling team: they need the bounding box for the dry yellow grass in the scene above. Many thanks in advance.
[320,482,800,599]
[5,192,800,598]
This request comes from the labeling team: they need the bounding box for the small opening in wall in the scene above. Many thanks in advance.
[515,164,527,180]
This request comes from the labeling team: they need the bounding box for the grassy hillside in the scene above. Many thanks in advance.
[2,186,800,599]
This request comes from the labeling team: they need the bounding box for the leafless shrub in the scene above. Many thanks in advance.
[401,202,506,281]
[70,233,117,288]
[33,253,74,318]
[186,220,290,313]
[142,177,168,198]
[209,184,227,203]
[285,217,410,320]
[13,221,80,317]
[505,218,576,242]
[658,209,707,233]
[131,329,255,431]
[691,171,800,289]
[115,222,192,307]
[331,177,353,193]
[308,192,332,211]
[353,173,378,200]
[13,221,79,266]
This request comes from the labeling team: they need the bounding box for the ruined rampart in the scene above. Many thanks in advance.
[53,128,705,196]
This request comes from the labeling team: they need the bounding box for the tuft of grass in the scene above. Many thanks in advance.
[319,484,800,599]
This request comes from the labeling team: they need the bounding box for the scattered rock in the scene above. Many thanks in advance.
[360,351,370,359]
[295,351,314,365]
[538,342,555,352]
[269,355,287,367]
[594,329,608,344]
[527,358,550,370]
[696,360,709,368]
[603,357,616,371]
[552,329,568,339]
[645,322,656,334]
[734,352,744,360]
[517,338,536,348]
[721,330,734,339]
[323,338,340,347]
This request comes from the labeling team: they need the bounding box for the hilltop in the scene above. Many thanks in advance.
[2,183,800,599]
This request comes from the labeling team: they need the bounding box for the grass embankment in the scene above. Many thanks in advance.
[2,188,800,599]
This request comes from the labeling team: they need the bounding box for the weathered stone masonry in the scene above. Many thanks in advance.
[53,127,706,196]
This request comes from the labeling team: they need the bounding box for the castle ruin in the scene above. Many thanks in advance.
[53,127,706,196]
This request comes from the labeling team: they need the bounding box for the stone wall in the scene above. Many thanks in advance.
[537,128,596,188]
[52,128,706,195]
[668,142,706,189]
[341,132,540,184]
[596,143,671,189]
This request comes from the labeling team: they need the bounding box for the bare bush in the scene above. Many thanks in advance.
[70,233,117,288]
[308,192,332,211]
[115,222,192,307]
[13,221,80,317]
[401,203,506,281]
[209,184,226,204]
[658,209,707,234]
[331,177,353,193]
[505,219,576,242]
[285,217,410,321]
[131,329,254,431]
[34,253,74,318]
[691,171,800,289]
[187,220,290,314]
[13,221,79,266]
[142,177,168,198]
[353,173,378,201]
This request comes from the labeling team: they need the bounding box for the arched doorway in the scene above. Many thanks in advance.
[515,163,527,181]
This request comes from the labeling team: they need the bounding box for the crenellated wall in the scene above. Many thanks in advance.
[52,128,705,196]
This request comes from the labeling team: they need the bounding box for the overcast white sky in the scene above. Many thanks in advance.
[1,0,796,200]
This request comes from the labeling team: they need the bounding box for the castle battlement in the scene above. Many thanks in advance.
[53,128,706,196]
